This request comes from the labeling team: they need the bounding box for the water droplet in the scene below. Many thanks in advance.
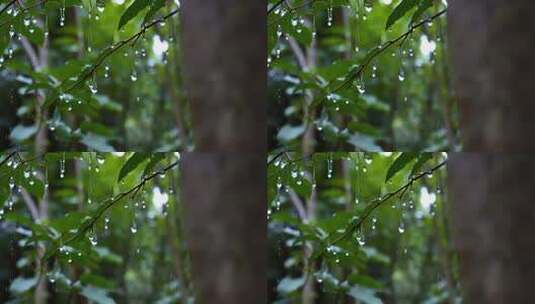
[356,83,365,94]
[356,234,365,246]
[327,7,333,26]
[398,70,405,82]
[327,158,333,178]
[89,83,98,94]
[130,222,137,234]
[59,153,65,178]
[89,232,97,246]
[130,70,137,82]
[398,222,405,234]
[59,7,65,27]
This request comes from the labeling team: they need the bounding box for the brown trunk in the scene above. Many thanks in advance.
[448,154,535,303]
[448,0,535,150]
[180,0,265,152]
[181,153,265,303]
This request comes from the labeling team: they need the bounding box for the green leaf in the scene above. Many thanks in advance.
[143,0,165,24]
[409,153,433,176]
[142,153,166,176]
[80,286,116,304]
[9,124,38,142]
[118,153,149,182]
[80,133,115,152]
[277,124,306,143]
[9,277,38,294]
[385,0,419,29]
[118,0,151,30]
[411,0,434,23]
[347,285,383,304]
[385,153,418,182]
[276,277,305,294]
[348,134,382,152]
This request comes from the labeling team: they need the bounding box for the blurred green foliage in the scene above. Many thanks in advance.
[268,0,459,152]
[0,152,193,303]
[0,0,188,152]
[267,152,461,303]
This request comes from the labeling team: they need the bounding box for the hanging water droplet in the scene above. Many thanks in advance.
[59,7,65,27]
[327,158,333,178]
[104,65,110,78]
[327,7,333,26]
[89,82,98,94]
[89,231,98,246]
[130,221,138,234]
[59,153,65,178]
[68,258,72,263]
[356,82,365,94]
[398,69,406,82]
[356,234,365,246]
[8,177,15,189]
[398,222,405,234]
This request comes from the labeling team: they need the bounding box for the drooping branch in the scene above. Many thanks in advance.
[42,159,179,264]
[20,188,40,221]
[0,150,18,168]
[316,9,447,103]
[0,0,48,28]
[311,159,447,260]
[0,0,17,18]
[44,8,180,107]
[267,0,286,15]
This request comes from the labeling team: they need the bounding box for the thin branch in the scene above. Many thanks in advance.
[267,0,286,15]
[0,0,17,18]
[48,9,180,107]
[0,0,48,28]
[268,0,317,26]
[312,159,447,260]
[0,150,18,168]
[288,189,308,221]
[20,36,40,68]
[42,160,179,263]
[317,9,447,102]
[20,188,40,221]
[288,36,308,70]
[267,151,287,166]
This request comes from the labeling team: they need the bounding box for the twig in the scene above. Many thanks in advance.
[311,159,447,260]
[0,0,17,18]
[315,9,447,103]
[45,8,180,108]
[267,0,286,15]
[0,0,48,28]
[42,160,179,264]
[0,150,18,168]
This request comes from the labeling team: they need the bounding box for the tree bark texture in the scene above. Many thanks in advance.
[448,0,535,150]
[448,154,535,303]
[181,153,266,303]
[181,0,266,152]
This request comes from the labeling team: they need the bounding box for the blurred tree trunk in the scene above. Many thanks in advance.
[181,153,265,303]
[180,0,265,152]
[448,154,535,303]
[448,0,535,150]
